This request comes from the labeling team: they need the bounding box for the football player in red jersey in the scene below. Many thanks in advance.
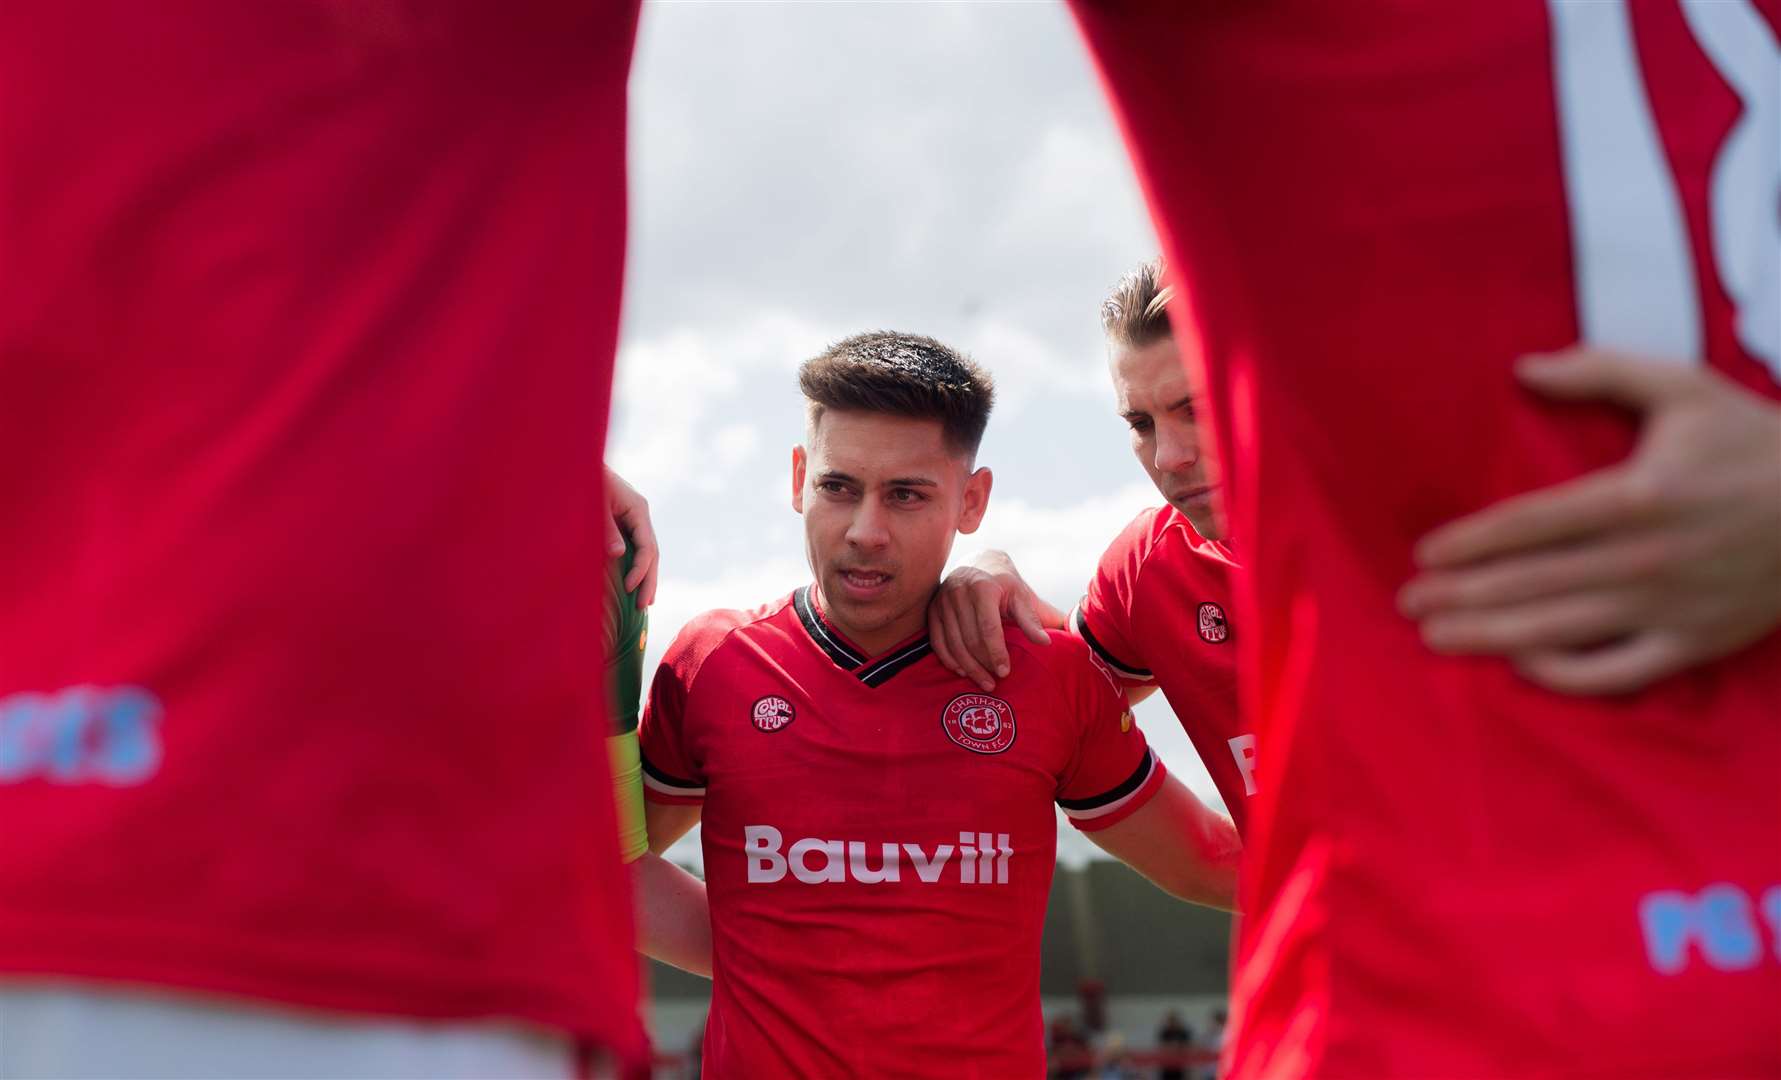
[930,259,1258,833]
[0,3,648,1075]
[639,332,1241,1078]
[1060,3,1781,1077]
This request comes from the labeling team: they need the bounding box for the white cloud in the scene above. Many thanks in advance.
[949,479,1158,601]
[608,312,831,497]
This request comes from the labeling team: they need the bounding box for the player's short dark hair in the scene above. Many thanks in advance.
[1100,257,1176,349]
[799,331,995,459]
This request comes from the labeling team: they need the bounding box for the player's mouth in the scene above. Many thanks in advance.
[835,568,894,601]
[1173,483,1219,506]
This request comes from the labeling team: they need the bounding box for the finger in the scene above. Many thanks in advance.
[1010,595,1050,646]
[940,603,998,691]
[1419,590,1641,655]
[604,506,626,558]
[1400,533,1669,617]
[1414,466,1654,569]
[623,516,661,608]
[1511,633,1690,697]
[627,547,658,609]
[971,584,1013,679]
[928,599,963,675]
[1515,348,1694,410]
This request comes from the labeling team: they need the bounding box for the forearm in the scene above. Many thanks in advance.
[634,851,713,978]
[1164,802,1242,911]
[1088,778,1242,911]
[645,800,702,855]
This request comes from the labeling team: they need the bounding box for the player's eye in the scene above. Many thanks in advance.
[889,487,926,505]
[1128,417,1154,435]
[816,480,852,497]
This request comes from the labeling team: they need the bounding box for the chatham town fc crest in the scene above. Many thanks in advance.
[751,695,795,732]
[1197,602,1230,644]
[942,693,1017,754]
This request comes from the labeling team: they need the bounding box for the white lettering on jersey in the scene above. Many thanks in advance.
[1548,0,1779,378]
[907,842,955,883]
[746,826,1010,885]
[1548,0,1698,360]
[848,841,900,883]
[1228,733,1258,797]
[788,837,846,884]
[1680,0,1779,369]
[746,825,788,883]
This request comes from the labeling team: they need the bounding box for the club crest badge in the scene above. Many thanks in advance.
[1197,602,1230,644]
[751,695,795,733]
[942,693,1017,755]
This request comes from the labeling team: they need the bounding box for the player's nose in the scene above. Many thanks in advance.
[1154,420,1199,473]
[844,501,890,549]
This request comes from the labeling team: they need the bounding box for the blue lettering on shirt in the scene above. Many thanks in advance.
[0,685,163,785]
[1639,884,1766,975]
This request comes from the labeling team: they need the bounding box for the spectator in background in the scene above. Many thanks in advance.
[1097,1032,1140,1080]
[1157,1009,1194,1080]
[1196,1010,1227,1080]
[1050,1014,1092,1080]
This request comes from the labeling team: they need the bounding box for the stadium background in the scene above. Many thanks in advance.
[611,1,1235,1070]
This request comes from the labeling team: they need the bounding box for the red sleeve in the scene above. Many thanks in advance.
[638,610,741,806]
[1053,635,1167,832]
[1071,509,1161,685]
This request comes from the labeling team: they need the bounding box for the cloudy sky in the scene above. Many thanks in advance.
[610,1,1218,864]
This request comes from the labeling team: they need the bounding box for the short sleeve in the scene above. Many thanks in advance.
[637,614,735,805]
[1071,510,1159,683]
[1055,641,1167,832]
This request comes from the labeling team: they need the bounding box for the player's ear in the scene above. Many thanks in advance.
[957,466,992,535]
[791,445,807,513]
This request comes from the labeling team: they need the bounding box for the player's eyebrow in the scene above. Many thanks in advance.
[817,469,938,488]
[1121,395,1195,423]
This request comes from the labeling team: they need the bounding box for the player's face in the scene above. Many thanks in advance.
[792,410,992,654]
[1110,336,1225,540]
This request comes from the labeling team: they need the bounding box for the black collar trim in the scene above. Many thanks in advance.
[859,639,934,687]
[794,585,865,668]
[793,585,931,687]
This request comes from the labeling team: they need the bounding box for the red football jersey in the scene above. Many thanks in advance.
[0,1,645,1060]
[1073,507,1252,833]
[640,586,1165,1079]
[1071,2,1781,1077]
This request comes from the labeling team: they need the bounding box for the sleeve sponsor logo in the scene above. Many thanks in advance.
[751,695,795,733]
[941,693,1017,754]
[1196,602,1230,644]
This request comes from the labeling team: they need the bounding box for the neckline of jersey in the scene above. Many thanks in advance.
[1159,505,1241,567]
[792,585,933,688]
